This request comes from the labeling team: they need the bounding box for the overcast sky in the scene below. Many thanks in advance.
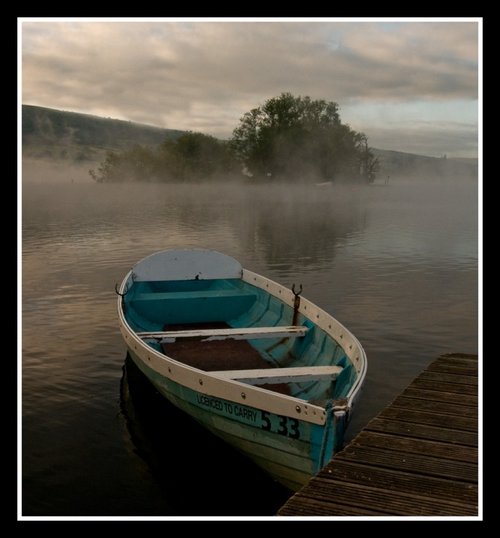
[21,18,480,158]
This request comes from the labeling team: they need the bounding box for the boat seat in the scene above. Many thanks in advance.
[210,365,343,385]
[132,289,257,301]
[138,325,308,343]
[130,290,258,324]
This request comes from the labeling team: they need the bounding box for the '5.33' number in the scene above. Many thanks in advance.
[260,411,300,439]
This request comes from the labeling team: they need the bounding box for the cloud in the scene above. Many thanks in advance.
[21,19,479,156]
[367,121,478,158]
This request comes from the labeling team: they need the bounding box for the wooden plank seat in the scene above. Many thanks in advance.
[210,365,343,385]
[137,325,309,343]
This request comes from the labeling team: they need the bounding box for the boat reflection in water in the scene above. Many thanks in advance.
[119,354,291,516]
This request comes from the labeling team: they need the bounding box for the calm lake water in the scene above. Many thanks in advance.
[21,178,478,517]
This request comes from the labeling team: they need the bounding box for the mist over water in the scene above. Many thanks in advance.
[22,176,478,516]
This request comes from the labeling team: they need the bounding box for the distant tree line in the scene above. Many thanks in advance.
[89,132,237,183]
[90,93,379,183]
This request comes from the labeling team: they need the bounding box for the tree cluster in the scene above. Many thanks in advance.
[90,93,378,183]
[90,132,237,183]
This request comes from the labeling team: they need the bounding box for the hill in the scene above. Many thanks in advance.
[22,104,185,164]
[372,148,477,181]
[21,105,477,182]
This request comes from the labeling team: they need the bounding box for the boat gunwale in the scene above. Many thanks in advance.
[117,263,367,426]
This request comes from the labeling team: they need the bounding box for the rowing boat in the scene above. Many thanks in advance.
[117,249,367,490]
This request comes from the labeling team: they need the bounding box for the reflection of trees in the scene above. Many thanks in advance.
[157,184,367,271]
[24,183,366,277]
[237,185,367,270]
[119,355,289,515]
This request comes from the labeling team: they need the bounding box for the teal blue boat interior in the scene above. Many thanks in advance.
[124,277,356,405]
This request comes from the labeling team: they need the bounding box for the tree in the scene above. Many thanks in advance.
[89,132,238,183]
[90,93,378,184]
[160,132,238,181]
[89,145,159,183]
[231,92,378,182]
[357,134,379,183]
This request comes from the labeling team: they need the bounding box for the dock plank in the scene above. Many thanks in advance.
[351,431,478,463]
[378,406,477,432]
[416,370,477,386]
[432,353,478,365]
[406,377,476,395]
[366,417,478,446]
[278,353,479,516]
[278,496,384,516]
[317,460,477,504]
[293,478,476,516]
[426,362,478,376]
[401,387,477,406]
[390,395,477,417]
[335,444,478,482]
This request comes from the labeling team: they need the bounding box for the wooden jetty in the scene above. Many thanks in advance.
[278,353,479,517]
